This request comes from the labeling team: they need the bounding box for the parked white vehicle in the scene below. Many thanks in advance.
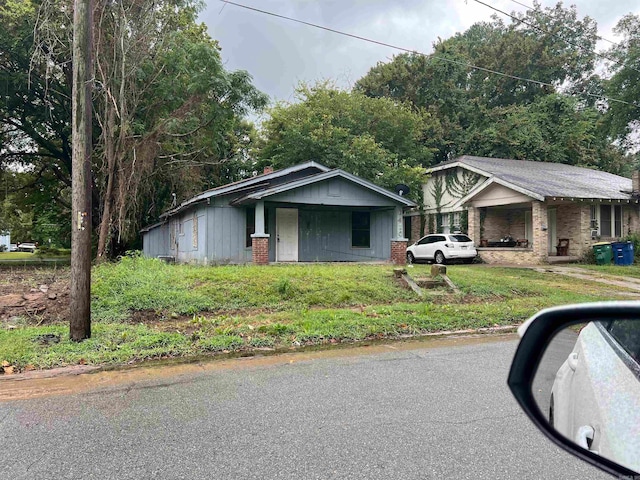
[550,320,640,473]
[17,242,37,253]
[405,233,477,264]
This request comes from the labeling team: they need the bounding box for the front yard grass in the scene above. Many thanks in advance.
[1,258,636,371]
[573,263,640,278]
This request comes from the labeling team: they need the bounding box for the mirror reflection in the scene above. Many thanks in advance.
[532,319,640,474]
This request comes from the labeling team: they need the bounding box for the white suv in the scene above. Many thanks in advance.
[406,234,477,264]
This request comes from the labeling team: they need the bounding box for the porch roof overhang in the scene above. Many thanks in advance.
[229,169,417,208]
[159,161,331,219]
[456,177,543,208]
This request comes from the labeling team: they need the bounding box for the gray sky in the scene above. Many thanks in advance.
[200,0,640,107]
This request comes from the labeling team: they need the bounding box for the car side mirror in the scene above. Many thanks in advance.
[508,302,640,477]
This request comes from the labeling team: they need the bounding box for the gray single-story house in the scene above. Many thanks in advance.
[415,156,640,264]
[141,161,416,264]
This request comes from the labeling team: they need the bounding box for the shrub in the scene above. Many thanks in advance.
[625,234,640,261]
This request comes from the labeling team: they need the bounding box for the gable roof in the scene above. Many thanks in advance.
[230,168,416,207]
[160,161,330,218]
[159,161,415,219]
[429,156,633,202]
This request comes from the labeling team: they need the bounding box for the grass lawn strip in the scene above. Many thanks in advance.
[1,259,637,371]
[572,264,640,279]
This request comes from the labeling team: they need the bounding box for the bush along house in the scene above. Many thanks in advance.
[141,162,416,265]
[418,156,640,264]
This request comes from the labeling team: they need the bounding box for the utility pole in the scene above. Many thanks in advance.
[70,0,93,340]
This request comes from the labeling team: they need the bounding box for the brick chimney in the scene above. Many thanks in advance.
[263,166,273,175]
[633,171,640,194]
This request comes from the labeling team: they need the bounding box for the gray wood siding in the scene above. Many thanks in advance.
[297,207,392,261]
[266,178,398,207]
[142,223,170,258]
[175,206,207,263]
[206,199,252,263]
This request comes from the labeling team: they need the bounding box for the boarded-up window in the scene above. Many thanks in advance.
[192,215,198,249]
[352,211,370,248]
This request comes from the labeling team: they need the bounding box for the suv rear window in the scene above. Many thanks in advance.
[606,320,640,365]
[449,235,472,242]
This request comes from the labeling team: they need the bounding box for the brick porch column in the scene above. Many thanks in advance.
[251,234,270,265]
[532,201,548,262]
[391,239,408,264]
[468,207,481,243]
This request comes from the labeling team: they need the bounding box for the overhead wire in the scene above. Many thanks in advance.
[219,0,639,107]
[471,0,640,76]
[506,0,618,45]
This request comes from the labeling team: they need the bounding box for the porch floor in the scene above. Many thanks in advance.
[546,255,580,264]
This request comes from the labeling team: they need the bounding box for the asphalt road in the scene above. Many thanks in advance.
[0,335,610,480]
[532,327,580,417]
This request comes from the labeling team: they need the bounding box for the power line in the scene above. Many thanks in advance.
[471,0,640,76]
[506,0,617,45]
[220,1,639,107]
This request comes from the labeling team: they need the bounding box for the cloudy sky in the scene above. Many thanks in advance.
[200,0,640,106]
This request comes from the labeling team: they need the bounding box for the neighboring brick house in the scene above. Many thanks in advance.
[420,156,640,264]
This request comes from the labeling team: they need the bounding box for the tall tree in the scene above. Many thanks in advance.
[3,0,267,257]
[605,14,640,151]
[355,2,602,164]
[258,82,436,204]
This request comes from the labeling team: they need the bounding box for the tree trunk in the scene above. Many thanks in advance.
[96,104,117,261]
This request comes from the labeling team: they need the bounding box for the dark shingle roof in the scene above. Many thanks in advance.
[432,156,632,200]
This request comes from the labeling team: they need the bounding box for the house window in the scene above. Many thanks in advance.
[440,213,450,234]
[404,216,411,241]
[598,205,622,238]
[614,205,622,237]
[246,207,269,247]
[246,208,255,248]
[452,212,461,232]
[352,211,370,248]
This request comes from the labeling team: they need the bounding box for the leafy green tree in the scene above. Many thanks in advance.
[605,14,640,151]
[258,83,436,204]
[2,0,267,257]
[460,94,629,173]
[355,2,604,164]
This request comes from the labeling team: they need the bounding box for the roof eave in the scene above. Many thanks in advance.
[233,169,417,207]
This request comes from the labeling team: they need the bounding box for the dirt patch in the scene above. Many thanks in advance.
[0,267,70,325]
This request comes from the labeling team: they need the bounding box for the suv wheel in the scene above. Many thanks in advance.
[434,251,446,265]
[406,252,415,264]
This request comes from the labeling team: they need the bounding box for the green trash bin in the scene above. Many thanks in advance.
[592,242,613,265]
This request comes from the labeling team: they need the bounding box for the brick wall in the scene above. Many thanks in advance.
[251,236,269,265]
[410,215,423,242]
[391,240,408,264]
[507,210,526,239]
[478,249,543,265]
[555,204,590,257]
[483,210,509,240]
[627,204,640,235]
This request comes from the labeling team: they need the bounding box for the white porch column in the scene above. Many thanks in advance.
[255,200,266,235]
[393,206,407,241]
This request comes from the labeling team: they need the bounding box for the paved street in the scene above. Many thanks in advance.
[0,335,609,480]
